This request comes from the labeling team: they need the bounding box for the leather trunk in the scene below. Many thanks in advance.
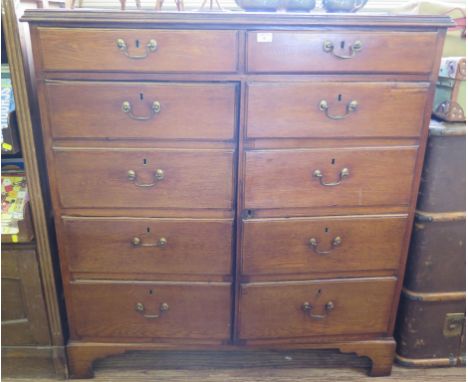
[396,294,465,366]
[395,119,466,366]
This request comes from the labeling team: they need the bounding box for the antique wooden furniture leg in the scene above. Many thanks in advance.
[67,346,95,379]
[67,340,397,378]
[339,340,396,377]
[67,344,129,379]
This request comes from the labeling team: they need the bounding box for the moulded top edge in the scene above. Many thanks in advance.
[21,9,454,28]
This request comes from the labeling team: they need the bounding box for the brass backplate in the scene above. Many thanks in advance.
[443,313,465,337]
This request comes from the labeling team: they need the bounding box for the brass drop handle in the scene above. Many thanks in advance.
[309,236,342,255]
[313,168,349,187]
[319,99,358,120]
[131,236,168,248]
[302,301,335,320]
[135,302,169,319]
[121,100,161,121]
[322,40,362,60]
[116,38,158,59]
[127,169,165,188]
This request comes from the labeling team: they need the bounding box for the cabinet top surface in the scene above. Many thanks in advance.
[22,9,452,28]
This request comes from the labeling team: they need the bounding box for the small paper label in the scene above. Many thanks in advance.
[2,142,12,151]
[257,33,273,43]
[12,234,18,243]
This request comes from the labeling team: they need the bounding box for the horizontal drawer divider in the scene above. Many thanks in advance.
[71,279,232,286]
[243,213,408,222]
[240,276,397,287]
[61,215,233,222]
[52,146,235,152]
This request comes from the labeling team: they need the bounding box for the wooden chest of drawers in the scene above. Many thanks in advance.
[23,10,451,378]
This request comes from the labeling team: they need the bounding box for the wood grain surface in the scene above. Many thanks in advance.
[241,215,407,277]
[61,217,233,278]
[21,10,454,28]
[244,146,418,210]
[246,31,438,74]
[2,0,65,354]
[1,246,51,346]
[45,81,237,140]
[52,148,235,209]
[3,350,465,381]
[69,282,232,340]
[25,10,450,378]
[238,278,396,340]
[246,82,429,139]
[36,28,239,72]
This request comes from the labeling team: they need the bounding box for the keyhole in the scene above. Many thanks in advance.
[140,93,144,101]
[337,94,342,102]
[317,289,322,295]
[143,158,148,166]
[331,158,336,165]
[146,227,151,233]
[135,39,140,48]
[324,227,329,233]
[149,289,153,295]
[340,41,345,49]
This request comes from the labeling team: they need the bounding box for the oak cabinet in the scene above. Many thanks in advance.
[23,9,450,378]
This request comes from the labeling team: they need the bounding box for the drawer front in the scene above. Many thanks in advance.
[37,28,239,73]
[70,282,231,340]
[244,147,417,210]
[45,81,237,140]
[238,277,396,340]
[247,31,437,73]
[53,149,234,209]
[62,217,233,277]
[246,82,428,139]
[242,215,407,276]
